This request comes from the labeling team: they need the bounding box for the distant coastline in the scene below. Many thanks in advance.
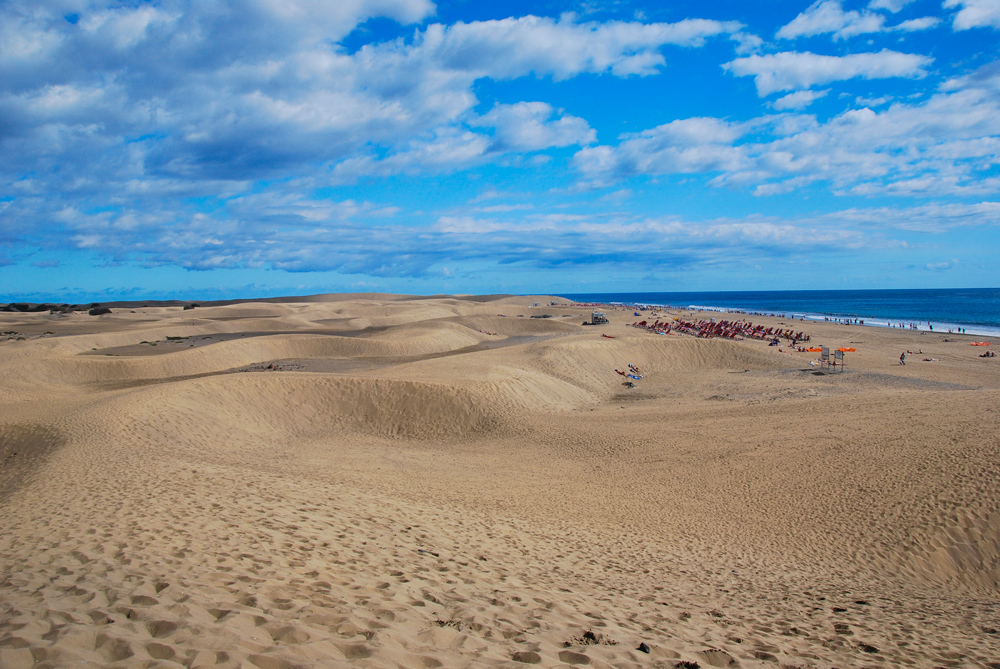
[5,287,999,338]
[563,288,1000,338]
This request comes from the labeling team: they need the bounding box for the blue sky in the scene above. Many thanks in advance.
[1,0,999,301]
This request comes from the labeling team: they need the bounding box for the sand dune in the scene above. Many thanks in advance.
[445,315,579,337]
[1,295,999,668]
[30,323,488,387]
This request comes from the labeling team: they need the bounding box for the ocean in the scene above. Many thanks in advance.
[562,288,1000,338]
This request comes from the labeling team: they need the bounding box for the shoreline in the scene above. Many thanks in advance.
[5,287,1000,337]
[565,297,1000,339]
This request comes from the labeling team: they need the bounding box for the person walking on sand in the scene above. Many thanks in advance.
[899,351,906,365]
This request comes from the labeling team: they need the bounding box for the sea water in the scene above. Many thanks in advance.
[562,288,1000,338]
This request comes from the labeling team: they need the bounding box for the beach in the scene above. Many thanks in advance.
[1,293,998,668]
[565,288,1000,339]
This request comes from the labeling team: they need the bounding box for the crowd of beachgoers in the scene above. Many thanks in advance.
[569,301,993,338]
[631,317,810,343]
[567,301,813,343]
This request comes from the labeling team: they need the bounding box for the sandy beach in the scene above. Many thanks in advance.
[1,293,998,668]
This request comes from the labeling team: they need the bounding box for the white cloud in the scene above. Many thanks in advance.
[0,5,747,192]
[868,0,917,12]
[328,103,595,182]
[894,16,942,30]
[331,127,494,181]
[772,89,830,110]
[573,118,749,186]
[778,0,887,40]
[724,50,933,96]
[79,5,175,51]
[944,0,1000,29]
[831,201,1000,231]
[430,213,861,266]
[17,190,874,276]
[253,0,436,31]
[6,169,999,279]
[752,176,821,196]
[1,2,996,283]
[731,31,765,55]
[942,60,1000,93]
[385,14,745,82]
[777,0,938,40]
[856,94,894,106]
[574,66,1000,198]
[474,102,595,151]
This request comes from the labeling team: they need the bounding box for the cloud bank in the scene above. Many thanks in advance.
[1,0,998,291]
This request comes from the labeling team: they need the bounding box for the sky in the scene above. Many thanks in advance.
[1,0,999,301]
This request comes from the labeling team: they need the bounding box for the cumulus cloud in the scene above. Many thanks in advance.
[0,4,745,190]
[730,31,765,55]
[944,0,1000,29]
[400,14,745,80]
[573,118,749,187]
[0,2,764,278]
[724,50,933,95]
[0,0,435,93]
[868,0,917,12]
[325,104,592,182]
[942,59,1000,94]
[574,67,1000,198]
[2,1,996,284]
[777,0,938,40]
[772,89,830,110]
[778,1,886,40]
[894,16,943,30]
[472,102,596,152]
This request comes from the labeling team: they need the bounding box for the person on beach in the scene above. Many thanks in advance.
[899,352,906,365]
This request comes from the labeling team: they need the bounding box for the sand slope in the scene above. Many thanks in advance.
[1,295,999,668]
